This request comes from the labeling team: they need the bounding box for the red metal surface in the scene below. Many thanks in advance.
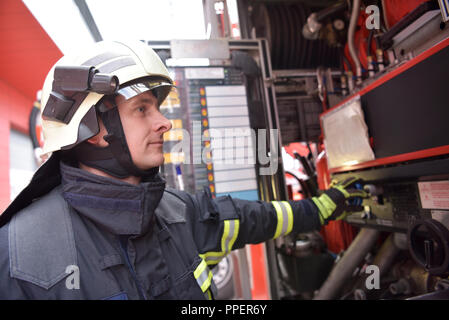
[0,79,33,211]
[315,151,356,253]
[344,10,377,73]
[248,244,270,300]
[318,0,434,262]
[0,117,10,212]
[0,0,62,100]
[321,37,449,174]
[329,145,449,174]
[0,0,61,211]
[343,0,433,73]
[322,37,449,119]
[283,142,310,159]
[316,150,331,190]
[383,0,430,29]
[320,221,358,254]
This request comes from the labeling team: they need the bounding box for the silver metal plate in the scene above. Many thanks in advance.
[170,39,230,59]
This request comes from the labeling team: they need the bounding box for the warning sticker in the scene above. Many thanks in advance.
[418,181,449,210]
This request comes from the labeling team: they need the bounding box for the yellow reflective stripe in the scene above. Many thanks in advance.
[272,201,294,238]
[322,193,337,212]
[227,220,240,252]
[318,194,337,217]
[194,259,207,279]
[201,255,223,266]
[222,219,239,253]
[201,270,213,292]
[200,252,224,258]
[221,220,230,253]
[334,185,350,198]
[199,252,225,266]
[194,258,214,293]
[206,289,212,300]
[311,197,325,224]
[272,201,284,239]
[200,219,240,266]
[282,201,294,236]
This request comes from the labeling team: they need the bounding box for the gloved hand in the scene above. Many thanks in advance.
[311,177,368,225]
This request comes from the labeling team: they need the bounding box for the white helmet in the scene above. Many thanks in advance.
[41,40,173,156]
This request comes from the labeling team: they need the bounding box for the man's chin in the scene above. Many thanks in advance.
[136,156,164,170]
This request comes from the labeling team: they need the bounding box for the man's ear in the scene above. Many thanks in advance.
[87,135,101,145]
[86,117,108,147]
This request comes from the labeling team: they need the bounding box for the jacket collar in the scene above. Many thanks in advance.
[60,161,166,236]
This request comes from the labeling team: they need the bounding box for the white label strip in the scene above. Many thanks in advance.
[212,148,255,162]
[207,106,248,117]
[205,85,246,96]
[209,127,252,138]
[212,156,256,165]
[212,163,254,171]
[206,96,248,107]
[215,179,258,193]
[185,67,224,79]
[213,168,256,182]
[418,181,449,210]
[208,116,250,128]
[211,136,253,149]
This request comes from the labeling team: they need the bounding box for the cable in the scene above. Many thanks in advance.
[381,0,390,30]
[367,29,375,56]
[29,105,41,149]
[285,171,311,198]
[348,0,362,84]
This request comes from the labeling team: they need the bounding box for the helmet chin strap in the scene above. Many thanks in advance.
[74,104,159,180]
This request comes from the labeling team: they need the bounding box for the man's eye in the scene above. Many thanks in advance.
[137,106,146,113]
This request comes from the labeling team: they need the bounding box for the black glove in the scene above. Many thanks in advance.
[311,177,368,225]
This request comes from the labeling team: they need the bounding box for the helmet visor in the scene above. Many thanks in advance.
[116,79,174,107]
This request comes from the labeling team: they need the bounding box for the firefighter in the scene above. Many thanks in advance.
[0,41,366,299]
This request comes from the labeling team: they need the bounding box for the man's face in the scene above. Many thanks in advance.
[118,90,172,169]
[95,90,172,170]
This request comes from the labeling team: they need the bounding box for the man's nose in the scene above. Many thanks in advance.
[153,112,172,133]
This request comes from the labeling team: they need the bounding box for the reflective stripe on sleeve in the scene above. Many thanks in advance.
[199,219,240,267]
[222,220,240,254]
[205,289,213,300]
[199,252,224,266]
[271,201,294,239]
[194,258,214,293]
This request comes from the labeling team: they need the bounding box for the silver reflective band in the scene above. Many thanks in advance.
[194,259,213,293]
[201,254,222,265]
[117,81,173,101]
[271,201,294,239]
[222,220,239,254]
[199,219,240,267]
